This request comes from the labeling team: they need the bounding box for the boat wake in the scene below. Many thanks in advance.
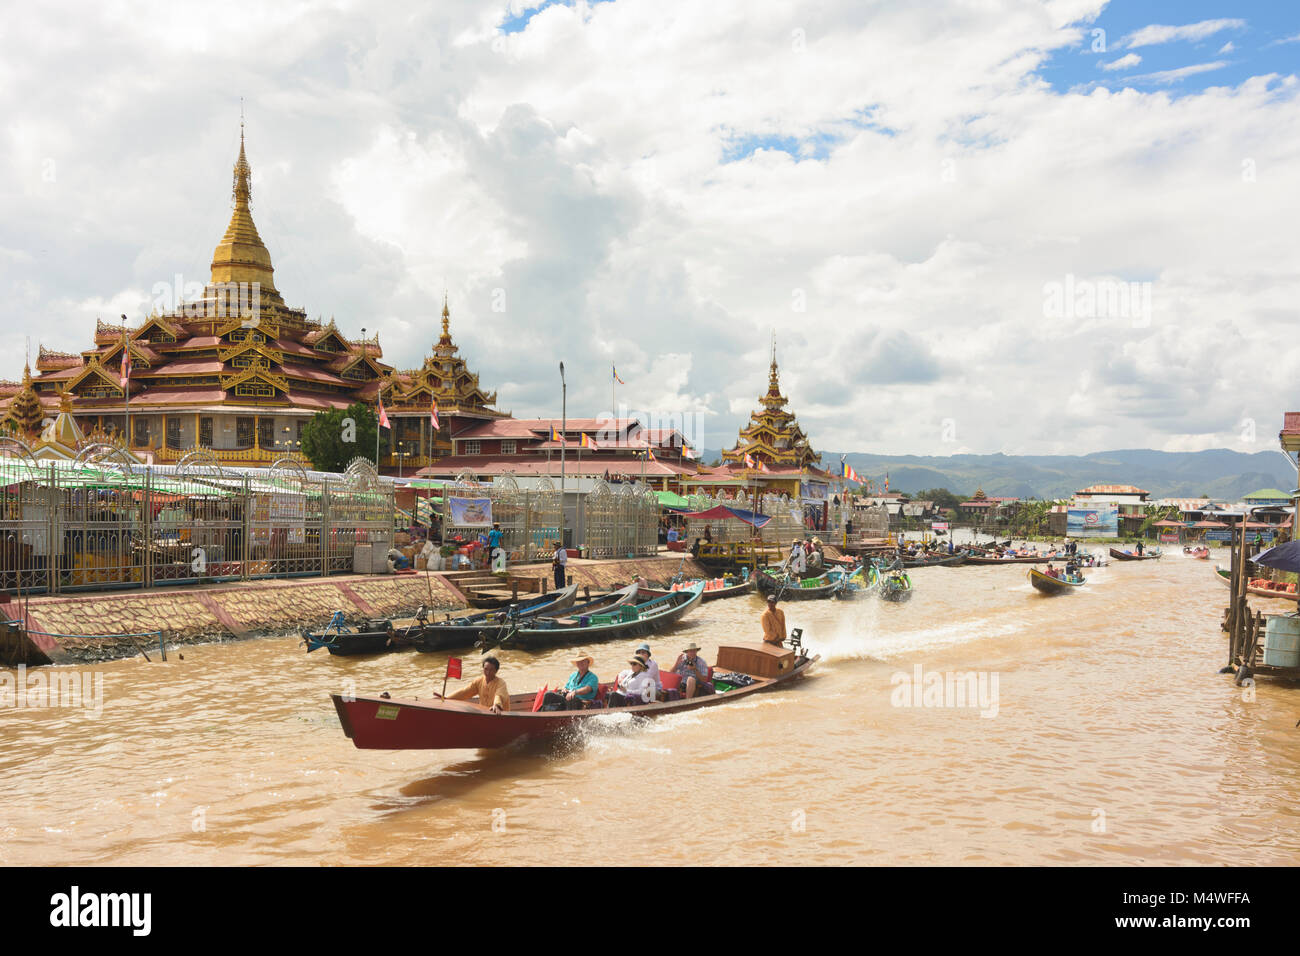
[805,609,1023,663]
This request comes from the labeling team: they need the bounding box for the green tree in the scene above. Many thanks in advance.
[300,402,388,473]
[915,488,963,510]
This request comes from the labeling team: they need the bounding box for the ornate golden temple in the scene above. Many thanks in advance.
[721,346,821,470]
[0,127,504,471]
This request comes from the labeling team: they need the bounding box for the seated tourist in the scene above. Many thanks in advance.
[673,642,712,699]
[608,657,656,707]
[541,652,599,710]
[435,656,509,714]
[634,642,662,694]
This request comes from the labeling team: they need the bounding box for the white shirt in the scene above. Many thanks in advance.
[614,670,655,703]
[555,547,568,566]
[640,657,661,691]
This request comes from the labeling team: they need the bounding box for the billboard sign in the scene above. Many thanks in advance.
[1067,507,1118,538]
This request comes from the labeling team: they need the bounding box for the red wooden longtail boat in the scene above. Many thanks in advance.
[332,642,818,750]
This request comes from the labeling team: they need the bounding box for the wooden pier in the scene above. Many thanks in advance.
[1222,526,1300,682]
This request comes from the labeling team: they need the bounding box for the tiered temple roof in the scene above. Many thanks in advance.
[721,346,820,469]
[0,127,504,471]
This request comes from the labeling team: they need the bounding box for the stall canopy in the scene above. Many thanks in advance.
[1252,541,1300,572]
[656,490,691,509]
[680,505,771,528]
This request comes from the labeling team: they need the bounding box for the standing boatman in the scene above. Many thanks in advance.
[761,594,787,646]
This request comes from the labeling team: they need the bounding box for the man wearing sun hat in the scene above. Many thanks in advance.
[672,641,712,699]
[542,651,600,710]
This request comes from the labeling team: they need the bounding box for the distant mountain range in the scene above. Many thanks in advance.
[698,448,1297,502]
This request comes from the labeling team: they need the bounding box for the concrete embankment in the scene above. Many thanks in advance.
[5,554,711,664]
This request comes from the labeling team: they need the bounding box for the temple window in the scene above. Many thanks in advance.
[257,417,274,449]
[501,440,516,455]
[166,417,183,450]
[132,417,150,448]
[236,417,254,448]
[464,441,481,455]
[200,417,214,447]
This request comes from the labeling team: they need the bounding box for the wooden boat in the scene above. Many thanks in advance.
[1183,546,1210,559]
[754,568,844,600]
[635,576,756,602]
[904,551,967,568]
[1109,547,1161,561]
[1028,568,1085,594]
[415,584,636,653]
[304,585,582,656]
[332,640,818,750]
[302,615,420,656]
[1214,565,1299,602]
[496,584,704,651]
[829,563,877,598]
[964,553,1056,565]
[878,571,913,602]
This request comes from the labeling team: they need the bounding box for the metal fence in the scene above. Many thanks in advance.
[583,480,659,558]
[0,446,394,595]
[440,472,562,563]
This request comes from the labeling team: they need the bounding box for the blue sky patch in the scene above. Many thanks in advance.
[1039,0,1298,96]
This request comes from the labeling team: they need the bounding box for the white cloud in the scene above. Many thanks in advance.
[1101,53,1141,71]
[1126,61,1230,85]
[1123,19,1247,49]
[1,0,1297,458]
[1218,41,1235,54]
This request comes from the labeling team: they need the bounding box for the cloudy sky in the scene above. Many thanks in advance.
[2,0,1297,459]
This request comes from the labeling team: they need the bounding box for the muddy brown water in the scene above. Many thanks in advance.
[2,552,1297,865]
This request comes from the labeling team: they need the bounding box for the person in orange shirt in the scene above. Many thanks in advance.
[761,594,787,647]
[436,656,510,714]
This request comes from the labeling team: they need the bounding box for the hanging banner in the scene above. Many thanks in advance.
[1067,507,1118,538]
[931,521,949,531]
[448,497,493,527]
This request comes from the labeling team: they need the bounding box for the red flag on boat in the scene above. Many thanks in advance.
[532,685,548,712]
[446,657,462,680]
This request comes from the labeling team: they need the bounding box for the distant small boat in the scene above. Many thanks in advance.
[879,572,914,602]
[1109,547,1162,561]
[1183,546,1210,560]
[636,576,755,602]
[964,553,1055,565]
[755,568,844,600]
[1028,568,1085,595]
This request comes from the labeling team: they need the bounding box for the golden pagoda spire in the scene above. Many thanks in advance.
[441,292,451,340]
[210,119,279,296]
